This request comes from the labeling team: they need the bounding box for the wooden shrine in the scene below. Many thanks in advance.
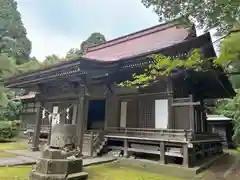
[4,22,235,168]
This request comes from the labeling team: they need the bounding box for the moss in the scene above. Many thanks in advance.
[0,142,28,150]
[237,146,240,152]
[0,166,31,180]
[0,151,17,158]
[0,164,184,180]
[87,163,184,180]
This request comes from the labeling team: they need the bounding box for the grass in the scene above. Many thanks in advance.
[237,146,240,152]
[0,151,17,158]
[0,163,184,180]
[0,141,28,151]
[87,163,184,180]
[0,165,31,180]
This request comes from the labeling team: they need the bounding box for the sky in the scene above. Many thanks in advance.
[16,0,161,60]
[16,0,218,60]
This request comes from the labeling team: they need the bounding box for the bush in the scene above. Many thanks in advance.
[0,120,21,140]
[237,146,240,152]
[0,121,12,139]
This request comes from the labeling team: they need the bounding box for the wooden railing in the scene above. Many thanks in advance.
[26,124,50,133]
[105,127,222,142]
[84,130,105,156]
[106,127,193,142]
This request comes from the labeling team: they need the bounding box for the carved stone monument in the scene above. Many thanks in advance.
[29,124,88,180]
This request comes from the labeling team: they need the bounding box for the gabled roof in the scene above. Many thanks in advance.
[207,114,231,121]
[83,23,195,61]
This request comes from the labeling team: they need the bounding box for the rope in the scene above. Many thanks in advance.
[40,104,74,122]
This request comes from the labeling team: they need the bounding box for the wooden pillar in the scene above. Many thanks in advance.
[160,141,166,164]
[72,104,77,124]
[183,144,189,167]
[104,97,110,130]
[168,96,174,129]
[190,146,196,167]
[31,101,43,151]
[123,138,128,157]
[189,95,195,132]
[76,93,89,156]
[167,77,174,129]
[105,95,119,128]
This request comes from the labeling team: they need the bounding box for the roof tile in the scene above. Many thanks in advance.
[83,25,191,61]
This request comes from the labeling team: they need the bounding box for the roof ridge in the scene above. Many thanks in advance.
[85,21,176,53]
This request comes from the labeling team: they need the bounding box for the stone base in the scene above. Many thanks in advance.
[29,171,88,180]
[29,146,88,180]
[31,146,40,152]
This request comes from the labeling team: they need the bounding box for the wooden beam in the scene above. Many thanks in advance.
[172,101,200,106]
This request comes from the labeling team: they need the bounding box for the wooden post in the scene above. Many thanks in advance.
[72,104,77,124]
[183,144,189,167]
[89,132,94,156]
[104,98,109,130]
[160,141,166,164]
[167,78,174,129]
[47,115,52,145]
[168,96,174,129]
[190,146,196,167]
[31,101,43,151]
[76,94,89,156]
[123,128,128,157]
[189,95,195,132]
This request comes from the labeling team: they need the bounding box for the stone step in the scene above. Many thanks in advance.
[67,172,88,180]
[35,158,83,174]
[29,171,65,180]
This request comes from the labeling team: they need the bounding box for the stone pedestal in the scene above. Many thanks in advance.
[29,124,88,180]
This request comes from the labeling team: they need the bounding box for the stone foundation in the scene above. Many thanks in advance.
[29,124,88,180]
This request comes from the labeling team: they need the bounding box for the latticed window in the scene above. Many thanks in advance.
[139,98,154,128]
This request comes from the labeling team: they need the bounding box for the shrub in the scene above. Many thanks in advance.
[0,120,21,140]
[0,121,12,139]
[237,146,240,152]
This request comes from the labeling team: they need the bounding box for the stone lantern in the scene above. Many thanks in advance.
[29,124,88,180]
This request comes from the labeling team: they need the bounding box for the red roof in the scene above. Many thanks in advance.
[13,92,36,100]
[83,23,193,61]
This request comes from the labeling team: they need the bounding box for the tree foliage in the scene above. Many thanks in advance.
[141,0,240,35]
[214,32,240,88]
[214,89,240,144]
[0,54,17,107]
[0,0,31,64]
[80,32,106,53]
[119,49,211,88]
[65,48,81,60]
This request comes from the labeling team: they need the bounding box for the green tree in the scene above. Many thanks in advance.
[0,54,16,107]
[17,58,41,73]
[214,32,240,88]
[0,0,31,63]
[141,0,240,35]
[65,32,106,60]
[65,48,81,60]
[214,89,240,144]
[119,49,209,88]
[80,32,106,53]
[43,54,63,66]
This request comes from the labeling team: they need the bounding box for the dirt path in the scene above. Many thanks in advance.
[195,151,240,180]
